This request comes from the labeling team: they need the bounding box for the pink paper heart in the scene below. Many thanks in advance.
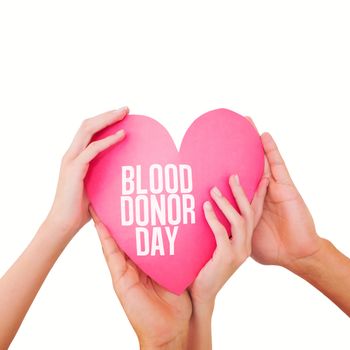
[85,108,264,294]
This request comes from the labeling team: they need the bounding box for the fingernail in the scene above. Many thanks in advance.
[203,201,213,210]
[115,129,125,138]
[211,186,222,197]
[229,174,240,186]
[115,106,128,113]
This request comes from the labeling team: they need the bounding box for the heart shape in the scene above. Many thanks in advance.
[85,108,264,294]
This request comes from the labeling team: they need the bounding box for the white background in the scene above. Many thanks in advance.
[0,1,349,349]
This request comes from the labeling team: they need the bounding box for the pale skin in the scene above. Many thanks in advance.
[186,173,270,350]
[91,172,269,350]
[1,109,350,349]
[1,105,241,350]
[0,107,129,350]
[246,122,350,317]
[184,125,350,349]
[90,208,192,350]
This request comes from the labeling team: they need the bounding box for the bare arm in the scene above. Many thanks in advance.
[0,220,73,349]
[187,173,269,349]
[250,127,350,317]
[0,107,128,349]
[90,207,192,350]
[187,301,214,350]
[290,238,350,316]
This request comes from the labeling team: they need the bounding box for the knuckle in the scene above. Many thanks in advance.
[61,151,71,165]
[80,118,93,132]
[215,224,227,236]
[60,156,68,167]
[231,218,244,231]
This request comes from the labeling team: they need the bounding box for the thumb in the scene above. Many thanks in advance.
[251,176,270,227]
[261,132,294,185]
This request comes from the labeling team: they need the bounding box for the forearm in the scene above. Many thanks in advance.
[140,337,188,350]
[140,330,189,350]
[0,218,74,349]
[187,301,214,350]
[289,238,350,317]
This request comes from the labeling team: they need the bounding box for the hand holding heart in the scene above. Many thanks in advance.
[45,106,269,349]
[85,108,265,293]
[3,107,350,350]
[90,166,269,350]
[85,108,269,350]
[189,173,269,307]
[47,107,129,237]
[90,207,192,350]
[249,130,323,271]
[47,107,322,349]
[183,173,269,350]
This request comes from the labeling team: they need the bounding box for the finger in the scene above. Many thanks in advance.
[90,208,122,255]
[261,132,293,185]
[203,200,230,249]
[67,106,129,158]
[77,129,125,164]
[92,215,127,282]
[245,119,271,180]
[246,119,271,181]
[92,215,121,255]
[263,154,271,179]
[89,205,101,225]
[251,176,270,228]
[244,122,272,181]
[228,174,252,221]
[210,186,244,235]
[245,119,272,181]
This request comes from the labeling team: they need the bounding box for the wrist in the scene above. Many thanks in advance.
[42,213,78,243]
[285,238,350,316]
[45,211,79,239]
[286,237,330,278]
[139,332,188,350]
[191,299,215,319]
[186,298,214,350]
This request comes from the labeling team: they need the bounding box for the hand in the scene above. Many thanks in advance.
[91,208,192,350]
[248,124,350,317]
[0,108,128,350]
[186,174,269,350]
[190,174,269,305]
[47,107,128,237]
[250,130,323,270]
